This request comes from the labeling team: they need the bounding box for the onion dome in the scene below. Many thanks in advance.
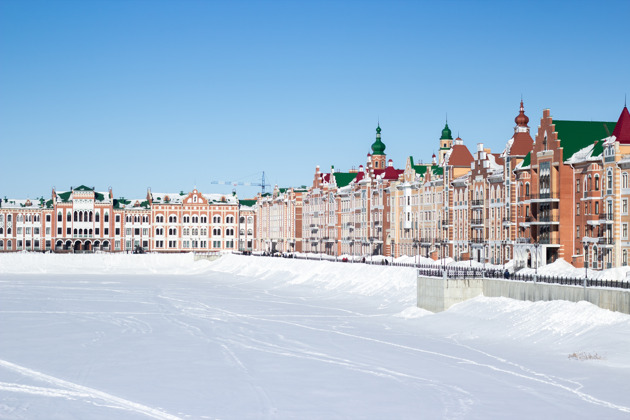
[371,124,386,155]
[441,122,453,140]
[515,100,529,127]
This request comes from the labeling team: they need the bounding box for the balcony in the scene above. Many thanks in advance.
[518,195,531,202]
[538,234,560,245]
[516,237,531,244]
[471,199,484,207]
[600,212,614,222]
[470,218,484,225]
[470,238,485,243]
[598,237,615,245]
[529,192,560,202]
[532,214,559,224]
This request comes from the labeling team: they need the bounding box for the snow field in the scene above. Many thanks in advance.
[0,253,629,419]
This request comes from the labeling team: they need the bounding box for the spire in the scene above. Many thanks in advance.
[514,99,530,132]
[613,105,630,144]
[371,123,386,155]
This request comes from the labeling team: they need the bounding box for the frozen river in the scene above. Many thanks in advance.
[0,254,629,419]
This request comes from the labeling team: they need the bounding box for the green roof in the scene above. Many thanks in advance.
[333,172,357,187]
[74,185,93,191]
[239,199,257,207]
[441,122,453,140]
[554,120,615,162]
[408,156,427,175]
[113,198,131,209]
[94,191,105,201]
[522,151,531,168]
[58,191,72,202]
[431,165,443,176]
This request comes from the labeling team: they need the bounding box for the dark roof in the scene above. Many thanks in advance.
[334,172,357,187]
[613,106,630,144]
[74,185,93,191]
[554,120,616,162]
[239,199,257,207]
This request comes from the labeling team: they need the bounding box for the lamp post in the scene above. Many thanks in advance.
[584,242,588,288]
[413,239,419,267]
[534,242,540,282]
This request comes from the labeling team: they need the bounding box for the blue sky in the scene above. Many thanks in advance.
[1,0,629,200]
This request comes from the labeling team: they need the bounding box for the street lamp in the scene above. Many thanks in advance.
[534,242,540,281]
[413,239,419,267]
[584,242,588,287]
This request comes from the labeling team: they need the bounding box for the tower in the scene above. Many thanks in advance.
[371,124,387,169]
[439,120,453,165]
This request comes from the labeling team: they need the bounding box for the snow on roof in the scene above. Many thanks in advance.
[0,198,46,209]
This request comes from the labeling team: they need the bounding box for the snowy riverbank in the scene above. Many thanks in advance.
[1,253,630,418]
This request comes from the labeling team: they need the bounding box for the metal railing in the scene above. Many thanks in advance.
[241,253,630,288]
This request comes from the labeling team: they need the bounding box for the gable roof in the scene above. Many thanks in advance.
[554,120,616,162]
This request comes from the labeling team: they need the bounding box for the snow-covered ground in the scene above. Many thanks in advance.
[1,253,629,419]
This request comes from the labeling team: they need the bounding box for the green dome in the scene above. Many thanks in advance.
[441,122,453,140]
[371,125,386,155]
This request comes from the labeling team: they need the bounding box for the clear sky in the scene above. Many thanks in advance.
[1,0,629,200]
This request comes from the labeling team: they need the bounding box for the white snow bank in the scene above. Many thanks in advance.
[208,254,419,307]
[0,252,212,275]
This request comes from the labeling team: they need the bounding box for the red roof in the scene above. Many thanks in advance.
[510,131,534,156]
[321,173,331,183]
[380,166,403,180]
[448,144,474,166]
[613,106,630,144]
[354,171,365,182]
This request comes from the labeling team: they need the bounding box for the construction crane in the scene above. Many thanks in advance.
[210,172,271,195]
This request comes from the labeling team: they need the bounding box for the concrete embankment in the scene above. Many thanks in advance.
[418,276,630,314]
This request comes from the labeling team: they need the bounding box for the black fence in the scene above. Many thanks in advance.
[237,252,630,289]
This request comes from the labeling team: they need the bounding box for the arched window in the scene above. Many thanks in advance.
[95,212,100,222]
[587,175,592,191]
[104,212,109,222]
[74,228,78,235]
[608,169,613,190]
[624,172,629,189]
[67,212,71,222]
[525,183,530,196]
[201,216,207,224]
[0,227,3,235]
[58,212,62,222]
[192,215,199,223]
[595,175,600,190]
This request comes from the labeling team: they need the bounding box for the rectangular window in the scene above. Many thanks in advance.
[104,228,109,235]
[46,215,51,222]
[624,199,628,215]
[17,240,23,249]
[45,227,50,235]
[126,228,131,235]
[576,204,580,216]
[45,240,51,249]
[142,228,148,235]
[126,240,131,249]
[17,227,23,234]
[115,228,120,236]
[57,227,62,235]
[576,226,580,238]
[142,240,148,248]
[135,228,140,235]
[624,224,628,240]
[95,228,100,235]
[34,240,39,249]
[66,228,71,235]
